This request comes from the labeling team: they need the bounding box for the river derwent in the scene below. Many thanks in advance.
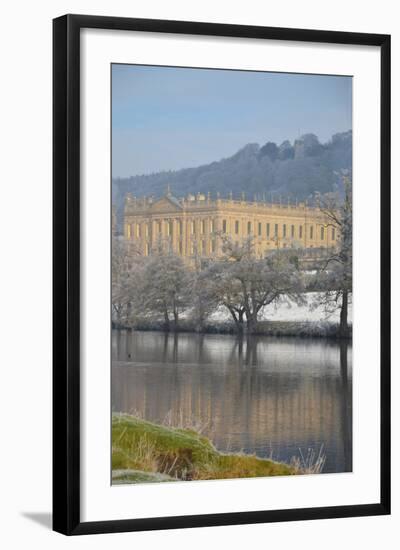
[112,330,352,474]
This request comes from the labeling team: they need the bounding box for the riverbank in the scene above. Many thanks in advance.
[112,414,306,484]
[113,319,352,339]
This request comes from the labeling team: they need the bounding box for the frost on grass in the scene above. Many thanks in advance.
[209,293,352,324]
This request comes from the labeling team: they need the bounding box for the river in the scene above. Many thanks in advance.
[112,330,352,473]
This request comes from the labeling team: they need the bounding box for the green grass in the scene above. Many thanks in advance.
[112,414,296,484]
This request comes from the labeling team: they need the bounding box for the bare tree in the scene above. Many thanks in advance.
[206,234,304,333]
[111,236,142,327]
[204,260,248,333]
[138,243,190,331]
[187,264,219,332]
[315,174,352,337]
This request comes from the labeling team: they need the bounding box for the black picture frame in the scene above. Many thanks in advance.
[53,14,391,536]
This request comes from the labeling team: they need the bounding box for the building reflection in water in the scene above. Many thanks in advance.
[112,330,352,473]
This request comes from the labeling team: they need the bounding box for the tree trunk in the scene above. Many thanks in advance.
[340,290,349,337]
[173,307,179,331]
[245,311,258,334]
[164,310,170,332]
[237,310,244,334]
[126,301,132,327]
[196,302,204,332]
[227,306,244,334]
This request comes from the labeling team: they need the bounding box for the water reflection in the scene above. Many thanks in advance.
[112,330,352,473]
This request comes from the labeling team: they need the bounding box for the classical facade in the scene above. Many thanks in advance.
[123,190,338,261]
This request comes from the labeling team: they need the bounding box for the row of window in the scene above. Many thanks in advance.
[223,220,335,241]
[175,219,217,235]
[128,219,336,242]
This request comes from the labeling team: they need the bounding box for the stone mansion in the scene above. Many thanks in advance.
[123,189,338,260]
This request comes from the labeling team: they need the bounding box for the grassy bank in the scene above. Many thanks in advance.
[114,319,351,339]
[112,414,298,484]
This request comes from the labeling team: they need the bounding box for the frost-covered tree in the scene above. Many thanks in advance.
[206,235,304,333]
[314,175,352,337]
[138,243,190,330]
[112,236,142,327]
[203,260,248,333]
[186,264,218,332]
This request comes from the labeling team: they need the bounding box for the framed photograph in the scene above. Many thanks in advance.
[53,14,390,535]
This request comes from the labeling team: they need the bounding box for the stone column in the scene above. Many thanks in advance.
[172,219,177,253]
[185,218,190,257]
[181,215,186,257]
[143,221,147,255]
[150,220,154,250]
[205,218,209,256]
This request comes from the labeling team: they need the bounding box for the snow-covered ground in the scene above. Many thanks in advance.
[208,292,353,324]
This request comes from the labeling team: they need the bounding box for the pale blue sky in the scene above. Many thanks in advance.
[112,64,352,178]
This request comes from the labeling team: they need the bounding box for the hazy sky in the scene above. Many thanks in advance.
[112,64,352,178]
